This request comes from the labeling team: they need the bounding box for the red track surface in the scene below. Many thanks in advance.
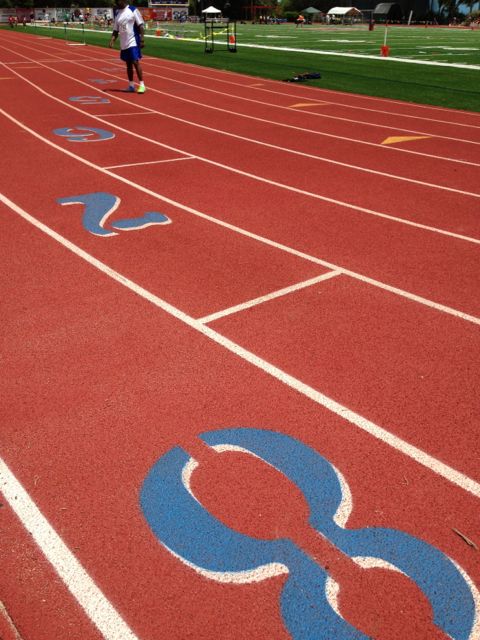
[1,29,479,640]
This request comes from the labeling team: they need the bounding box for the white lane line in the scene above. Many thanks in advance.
[1,106,479,328]
[104,156,196,170]
[197,270,342,324]
[0,458,140,640]
[10,33,480,125]
[3,65,40,70]
[96,111,156,117]
[3,46,480,199]
[2,191,480,501]
[0,601,23,640]
[2,57,479,249]
[6,59,51,65]
[145,58,480,134]
[34,60,480,199]
[135,62,480,168]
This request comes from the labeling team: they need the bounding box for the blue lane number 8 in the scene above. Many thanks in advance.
[140,428,479,640]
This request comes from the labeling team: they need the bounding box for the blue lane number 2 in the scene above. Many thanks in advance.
[57,192,171,236]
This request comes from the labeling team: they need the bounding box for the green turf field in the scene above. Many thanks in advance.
[5,21,480,111]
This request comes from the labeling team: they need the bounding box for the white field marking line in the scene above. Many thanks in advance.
[0,458,140,640]
[2,191,480,502]
[2,58,479,247]
[153,58,480,133]
[131,63,480,169]
[104,156,196,170]
[1,107,480,330]
[153,30,480,72]
[4,57,479,205]
[14,23,475,99]
[197,270,342,324]
[224,41,480,72]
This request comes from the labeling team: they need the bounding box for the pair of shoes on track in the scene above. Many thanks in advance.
[126,85,146,93]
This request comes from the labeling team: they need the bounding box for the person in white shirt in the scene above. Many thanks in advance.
[109,0,146,93]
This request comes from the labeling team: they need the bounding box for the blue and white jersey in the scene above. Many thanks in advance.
[113,5,144,51]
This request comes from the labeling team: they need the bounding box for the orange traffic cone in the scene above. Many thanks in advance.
[229,34,235,45]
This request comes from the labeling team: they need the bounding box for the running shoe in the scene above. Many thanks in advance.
[137,85,146,94]
[125,86,135,92]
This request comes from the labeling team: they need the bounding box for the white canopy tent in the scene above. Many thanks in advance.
[202,6,222,14]
[327,6,362,16]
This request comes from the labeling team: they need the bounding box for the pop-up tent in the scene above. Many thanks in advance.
[301,7,322,22]
[373,2,403,21]
[326,7,362,23]
[327,6,362,17]
[202,5,222,14]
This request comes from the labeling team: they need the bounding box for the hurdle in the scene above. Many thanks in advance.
[204,18,236,54]
[64,21,86,46]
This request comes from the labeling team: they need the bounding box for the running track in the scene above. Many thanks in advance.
[0,29,479,640]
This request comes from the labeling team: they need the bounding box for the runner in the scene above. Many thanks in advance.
[109,0,146,94]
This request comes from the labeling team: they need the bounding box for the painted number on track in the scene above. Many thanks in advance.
[141,427,478,640]
[68,96,111,105]
[57,192,170,236]
[53,126,115,142]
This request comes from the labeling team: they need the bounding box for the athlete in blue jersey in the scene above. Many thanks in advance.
[109,0,146,93]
